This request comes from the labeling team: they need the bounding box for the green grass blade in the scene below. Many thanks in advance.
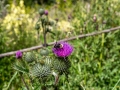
[4,71,18,90]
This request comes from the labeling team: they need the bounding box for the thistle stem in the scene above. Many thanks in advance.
[20,73,29,90]
[28,75,33,85]
[52,71,59,85]
[43,29,47,47]
[42,21,47,47]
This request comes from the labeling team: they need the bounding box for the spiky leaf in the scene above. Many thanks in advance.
[13,64,29,73]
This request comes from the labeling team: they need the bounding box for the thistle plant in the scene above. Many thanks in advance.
[2,1,120,90]
[13,8,74,90]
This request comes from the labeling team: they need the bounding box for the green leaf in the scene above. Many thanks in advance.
[3,71,18,90]
[13,64,29,73]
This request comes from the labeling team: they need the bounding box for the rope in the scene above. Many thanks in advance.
[0,26,120,58]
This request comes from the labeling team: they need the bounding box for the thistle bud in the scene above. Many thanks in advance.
[24,52,36,63]
[40,49,49,56]
[46,27,55,35]
[93,14,97,22]
[16,50,22,59]
[30,63,51,78]
[55,18,59,22]
[39,9,45,15]
[44,10,48,15]
[39,60,45,65]
[68,15,72,20]
[102,20,107,24]
[53,57,71,74]
[48,21,54,26]
[41,15,48,24]
[35,23,40,30]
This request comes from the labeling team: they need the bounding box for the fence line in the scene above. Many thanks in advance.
[0,26,120,58]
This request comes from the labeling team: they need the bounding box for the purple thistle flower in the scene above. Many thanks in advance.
[16,50,22,59]
[44,10,48,15]
[52,42,73,57]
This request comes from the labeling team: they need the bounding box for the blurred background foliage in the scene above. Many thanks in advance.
[0,0,120,89]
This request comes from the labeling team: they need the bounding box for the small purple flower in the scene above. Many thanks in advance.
[55,18,59,22]
[63,0,66,2]
[52,42,73,57]
[68,14,72,20]
[16,50,22,59]
[44,10,48,15]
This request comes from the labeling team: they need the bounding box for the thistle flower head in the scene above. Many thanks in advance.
[16,50,22,59]
[44,10,48,15]
[52,42,73,57]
